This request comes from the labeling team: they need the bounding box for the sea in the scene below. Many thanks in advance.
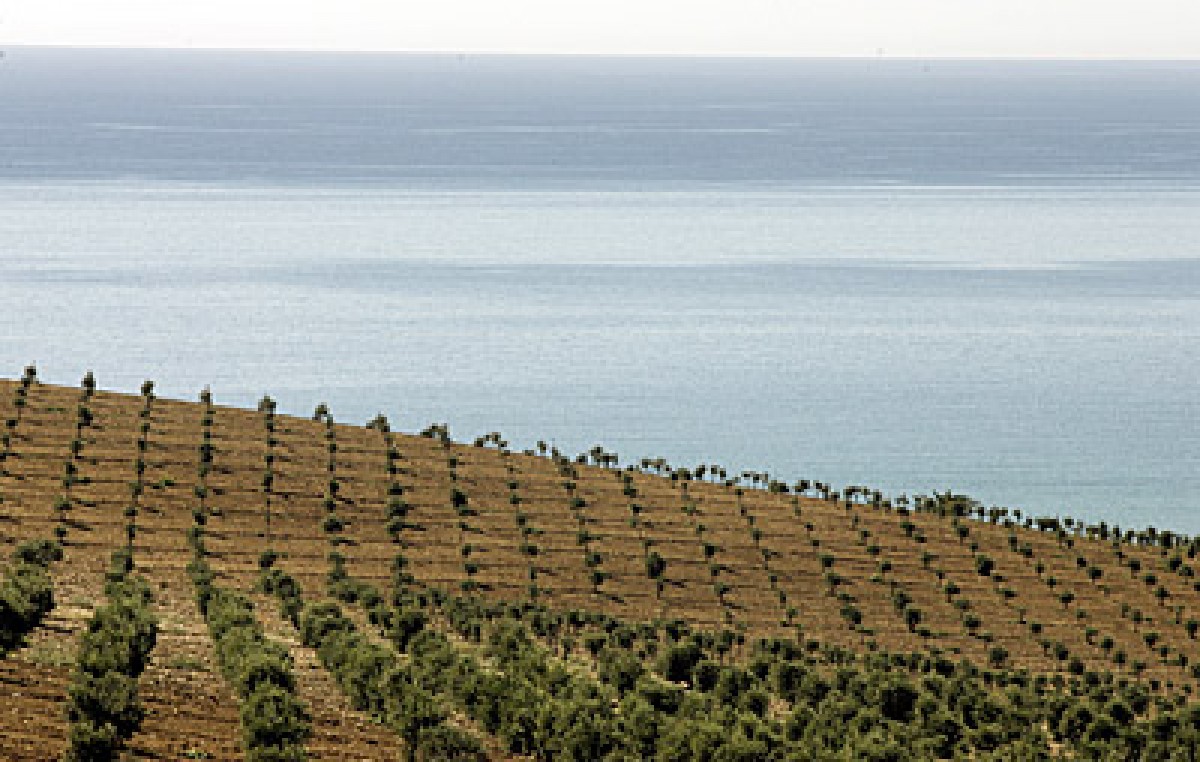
[1,48,1197,532]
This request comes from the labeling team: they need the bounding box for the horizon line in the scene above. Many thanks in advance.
[5,43,1199,62]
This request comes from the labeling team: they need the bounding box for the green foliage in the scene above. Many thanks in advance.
[25,383,1200,759]
[975,554,995,577]
[0,539,59,656]
[190,558,308,760]
[260,568,303,627]
[598,645,645,693]
[65,673,142,757]
[648,552,667,580]
[414,726,486,761]
[241,684,311,762]
[364,565,1200,761]
[14,539,64,568]
[276,574,474,762]
[64,552,158,761]
[659,641,703,685]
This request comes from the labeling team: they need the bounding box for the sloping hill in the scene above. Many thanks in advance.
[2,371,1199,759]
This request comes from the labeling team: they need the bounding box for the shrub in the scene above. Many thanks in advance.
[975,555,995,577]
[904,607,922,631]
[192,559,308,760]
[292,596,471,762]
[659,641,703,685]
[13,539,63,568]
[65,672,143,759]
[242,684,311,762]
[0,540,59,656]
[415,726,485,762]
[64,555,157,760]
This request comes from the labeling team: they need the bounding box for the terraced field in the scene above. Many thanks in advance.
[3,371,1200,759]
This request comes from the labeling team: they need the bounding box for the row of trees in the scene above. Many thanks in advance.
[121,380,156,557]
[386,563,1002,759]
[540,436,1200,562]
[338,410,1200,715]
[375,416,422,546]
[16,381,1200,739]
[276,406,482,759]
[188,398,310,762]
[187,558,310,759]
[0,366,37,482]
[317,408,352,548]
[456,437,986,644]
[16,367,1199,559]
[512,455,547,600]
[379,562,1200,759]
[33,381,1200,759]
[64,548,158,760]
[262,561,485,761]
[995,508,1200,687]
[51,373,101,543]
[562,464,610,596]
[731,489,795,630]
[63,379,160,758]
[421,426,1178,673]
[383,565,638,759]
[444,446,483,593]
[259,395,279,542]
[481,433,550,600]
[195,387,215,528]
[672,479,736,620]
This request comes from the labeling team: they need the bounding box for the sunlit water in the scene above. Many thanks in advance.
[1,49,1197,531]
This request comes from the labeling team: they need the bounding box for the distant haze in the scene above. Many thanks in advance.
[4,0,1199,58]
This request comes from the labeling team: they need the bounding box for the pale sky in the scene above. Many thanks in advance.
[3,0,1198,58]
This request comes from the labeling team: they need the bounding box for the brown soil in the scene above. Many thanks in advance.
[2,377,1198,759]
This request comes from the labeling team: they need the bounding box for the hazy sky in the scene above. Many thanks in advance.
[5,0,1198,58]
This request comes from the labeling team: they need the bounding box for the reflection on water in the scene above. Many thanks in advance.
[0,50,1197,531]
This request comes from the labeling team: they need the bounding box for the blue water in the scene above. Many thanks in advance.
[1,49,1197,532]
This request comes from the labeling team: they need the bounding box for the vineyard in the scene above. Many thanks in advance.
[3,368,1200,759]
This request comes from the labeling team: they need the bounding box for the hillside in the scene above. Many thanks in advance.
[3,370,1200,760]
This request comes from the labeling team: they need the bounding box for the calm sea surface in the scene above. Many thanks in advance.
[1,49,1197,531]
